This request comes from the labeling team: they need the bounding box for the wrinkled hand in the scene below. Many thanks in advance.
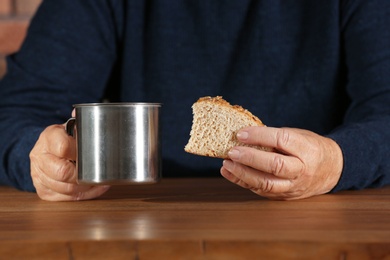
[220,126,343,200]
[30,122,110,201]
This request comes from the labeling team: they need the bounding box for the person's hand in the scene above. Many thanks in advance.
[220,126,343,200]
[29,122,110,201]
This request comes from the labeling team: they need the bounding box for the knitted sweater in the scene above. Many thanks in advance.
[1,0,390,192]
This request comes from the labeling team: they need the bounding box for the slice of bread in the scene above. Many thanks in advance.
[184,96,270,159]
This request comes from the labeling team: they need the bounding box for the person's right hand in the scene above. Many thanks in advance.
[29,123,110,201]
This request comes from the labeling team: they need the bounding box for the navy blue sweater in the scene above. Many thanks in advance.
[1,0,390,192]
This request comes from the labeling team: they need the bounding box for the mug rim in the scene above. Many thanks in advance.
[73,102,162,107]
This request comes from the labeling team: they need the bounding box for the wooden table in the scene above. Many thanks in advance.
[1,178,390,259]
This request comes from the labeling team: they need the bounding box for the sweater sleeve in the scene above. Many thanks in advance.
[328,0,390,191]
[0,0,121,191]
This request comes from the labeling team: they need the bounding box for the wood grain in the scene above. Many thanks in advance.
[0,178,389,259]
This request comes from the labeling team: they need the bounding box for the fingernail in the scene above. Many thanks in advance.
[228,149,240,160]
[237,131,249,140]
[223,160,234,171]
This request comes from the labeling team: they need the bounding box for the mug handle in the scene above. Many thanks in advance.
[65,118,76,136]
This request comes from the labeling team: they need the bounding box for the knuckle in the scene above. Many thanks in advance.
[29,142,44,163]
[276,129,291,150]
[55,162,74,182]
[256,177,275,193]
[29,148,36,160]
[271,155,285,177]
[263,180,275,193]
[244,149,256,167]
[57,137,71,156]
[298,162,307,176]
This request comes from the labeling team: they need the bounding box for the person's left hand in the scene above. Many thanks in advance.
[220,126,343,200]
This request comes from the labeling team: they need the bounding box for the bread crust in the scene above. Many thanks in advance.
[196,96,265,126]
[185,96,270,159]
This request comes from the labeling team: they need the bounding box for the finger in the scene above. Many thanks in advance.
[228,147,304,180]
[32,163,109,201]
[34,179,110,201]
[36,167,79,196]
[221,163,309,200]
[75,185,111,201]
[237,126,308,156]
[33,155,110,199]
[222,160,293,194]
[221,166,294,200]
[220,165,252,190]
[33,177,78,201]
[33,159,80,197]
[35,153,77,183]
[45,124,76,160]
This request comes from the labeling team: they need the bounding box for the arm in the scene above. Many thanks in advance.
[221,0,390,199]
[327,0,390,191]
[0,0,120,191]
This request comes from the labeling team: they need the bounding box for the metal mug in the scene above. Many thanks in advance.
[65,103,161,185]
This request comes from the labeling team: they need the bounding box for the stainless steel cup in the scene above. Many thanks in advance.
[65,103,161,185]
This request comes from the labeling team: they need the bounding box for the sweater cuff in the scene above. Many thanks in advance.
[327,123,382,193]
